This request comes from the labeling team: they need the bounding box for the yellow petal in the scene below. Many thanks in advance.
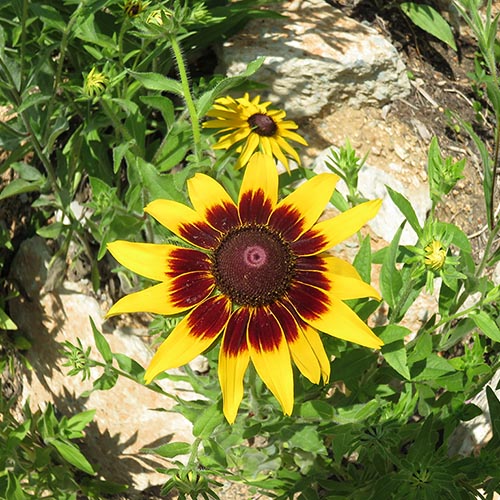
[270,173,339,240]
[302,297,383,349]
[274,135,301,163]
[279,127,309,145]
[301,324,330,383]
[238,153,278,223]
[327,274,381,301]
[187,173,238,232]
[312,199,382,249]
[269,137,290,172]
[145,199,201,235]
[107,241,177,281]
[145,199,220,249]
[144,295,231,383]
[237,132,260,167]
[247,308,294,416]
[107,282,193,317]
[289,323,331,384]
[322,256,362,279]
[218,309,251,424]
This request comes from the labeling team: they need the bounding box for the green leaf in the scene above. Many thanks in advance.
[6,472,27,500]
[142,441,191,458]
[192,402,224,438]
[288,426,327,455]
[65,409,96,437]
[196,57,265,117]
[453,116,493,227]
[113,353,145,379]
[411,353,456,381]
[0,178,44,200]
[36,221,64,239]
[50,439,95,475]
[140,95,175,127]
[128,71,184,97]
[0,307,17,330]
[401,2,457,51]
[486,386,500,442]
[90,317,113,364]
[297,400,334,420]
[130,156,184,203]
[486,79,500,122]
[385,185,422,237]
[353,235,372,284]
[378,325,411,380]
[471,310,500,342]
[379,223,404,310]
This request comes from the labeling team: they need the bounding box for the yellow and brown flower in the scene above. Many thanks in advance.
[203,93,308,171]
[107,153,383,423]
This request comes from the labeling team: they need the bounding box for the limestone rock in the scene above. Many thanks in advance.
[9,237,194,491]
[220,0,410,117]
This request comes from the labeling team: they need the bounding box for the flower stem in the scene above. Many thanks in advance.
[169,34,201,158]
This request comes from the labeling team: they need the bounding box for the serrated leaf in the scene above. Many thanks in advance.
[50,439,95,475]
[128,71,184,96]
[401,2,457,51]
[471,310,500,342]
[131,156,184,203]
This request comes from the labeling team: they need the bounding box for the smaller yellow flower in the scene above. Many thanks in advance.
[123,0,148,17]
[203,93,308,171]
[424,240,446,271]
[83,67,108,98]
[146,9,166,25]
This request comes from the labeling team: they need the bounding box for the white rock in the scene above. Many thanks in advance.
[314,148,431,245]
[221,0,410,117]
[9,237,195,491]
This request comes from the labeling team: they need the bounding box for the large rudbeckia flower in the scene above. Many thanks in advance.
[107,153,383,423]
[203,93,308,171]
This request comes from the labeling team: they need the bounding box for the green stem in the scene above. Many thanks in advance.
[187,437,202,468]
[168,34,201,157]
[90,358,178,400]
[389,274,417,324]
[19,0,29,85]
[100,98,143,157]
[43,2,83,145]
[0,48,58,189]
[489,119,500,228]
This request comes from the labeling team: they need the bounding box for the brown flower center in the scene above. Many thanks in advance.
[248,113,278,137]
[212,225,295,306]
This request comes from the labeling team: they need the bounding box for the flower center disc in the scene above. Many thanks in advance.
[248,113,278,137]
[213,226,295,306]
